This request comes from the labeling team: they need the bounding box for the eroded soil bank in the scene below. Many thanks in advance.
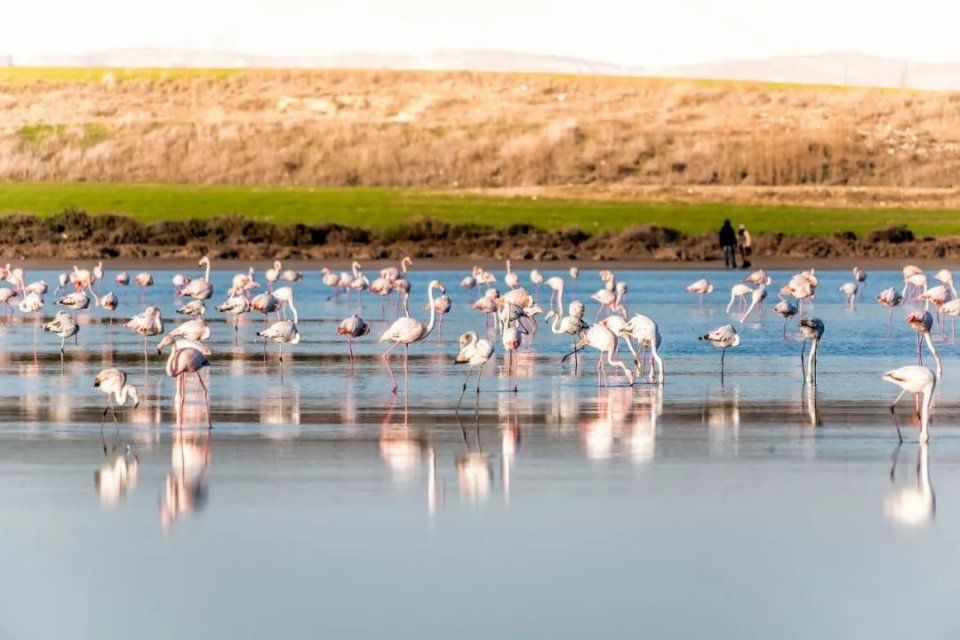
[0,209,950,263]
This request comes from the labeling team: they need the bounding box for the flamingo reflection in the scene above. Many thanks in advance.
[885,443,934,526]
[160,429,211,530]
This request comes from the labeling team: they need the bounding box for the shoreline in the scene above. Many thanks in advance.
[14,257,958,271]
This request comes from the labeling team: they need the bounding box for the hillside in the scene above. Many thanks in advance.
[1,68,959,188]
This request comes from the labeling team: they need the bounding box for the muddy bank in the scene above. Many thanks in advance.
[0,209,954,263]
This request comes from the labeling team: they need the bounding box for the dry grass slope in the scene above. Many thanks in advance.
[1,68,960,188]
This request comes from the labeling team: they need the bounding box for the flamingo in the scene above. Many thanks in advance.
[250,292,279,329]
[92,261,104,290]
[499,303,526,392]
[0,287,18,319]
[699,324,740,378]
[134,273,154,299]
[216,295,251,341]
[934,269,957,299]
[619,314,663,383]
[337,314,371,361]
[424,290,452,330]
[853,266,867,295]
[258,293,301,362]
[265,261,282,289]
[56,291,91,318]
[378,280,444,393]
[567,324,634,387]
[55,273,68,294]
[906,311,942,377]
[43,311,78,352]
[781,274,815,314]
[569,266,579,280]
[168,318,212,342]
[18,292,43,320]
[884,365,935,443]
[530,269,544,300]
[281,268,304,283]
[125,306,164,356]
[172,274,191,298]
[504,260,519,289]
[100,291,118,324]
[180,256,213,301]
[902,265,924,299]
[799,317,824,384]
[23,280,47,296]
[745,270,772,286]
[940,298,960,340]
[115,271,130,286]
[159,336,212,429]
[839,282,858,308]
[876,287,905,330]
[773,297,798,337]
[685,278,714,305]
[740,284,766,322]
[455,331,495,407]
[93,368,140,426]
[726,283,753,314]
[177,300,206,317]
[545,309,588,371]
[545,276,565,316]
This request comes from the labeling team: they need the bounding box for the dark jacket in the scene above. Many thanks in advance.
[719,223,737,247]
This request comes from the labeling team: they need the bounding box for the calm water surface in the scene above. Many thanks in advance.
[3,268,960,638]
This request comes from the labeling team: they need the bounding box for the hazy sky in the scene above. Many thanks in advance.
[4,0,960,67]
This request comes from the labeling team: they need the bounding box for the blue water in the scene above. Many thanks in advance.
[0,266,957,639]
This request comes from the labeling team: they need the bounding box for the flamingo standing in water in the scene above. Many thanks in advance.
[0,287,17,319]
[726,284,753,314]
[699,324,740,379]
[884,365,936,443]
[619,314,663,383]
[773,297,798,337]
[216,295,251,342]
[685,278,713,305]
[180,256,214,301]
[940,298,960,340]
[906,311,942,377]
[566,324,634,387]
[934,269,957,299]
[529,269,544,300]
[115,271,130,286]
[740,285,767,322]
[545,276,565,317]
[799,317,824,384]
[158,336,212,429]
[378,280,445,393]
[93,368,140,426]
[126,306,164,357]
[499,303,526,392]
[455,331,495,407]
[853,267,867,296]
[337,314,370,362]
[545,309,588,372]
[168,318,212,343]
[43,311,78,352]
[258,293,301,362]
[876,287,904,329]
[839,282,858,308]
[100,292,118,324]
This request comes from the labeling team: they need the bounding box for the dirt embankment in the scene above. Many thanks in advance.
[1,209,956,263]
[3,69,960,188]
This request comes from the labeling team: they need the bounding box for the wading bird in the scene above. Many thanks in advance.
[378,280,444,393]
[884,365,936,443]
[876,287,905,329]
[566,324,634,387]
[258,293,301,362]
[839,282,858,308]
[159,336,212,429]
[726,284,753,314]
[906,311,942,377]
[93,368,140,426]
[699,324,740,379]
[180,256,213,301]
[337,314,370,361]
[685,278,713,305]
[43,311,78,352]
[773,297,798,337]
[455,331,495,407]
[799,317,824,384]
[619,314,663,383]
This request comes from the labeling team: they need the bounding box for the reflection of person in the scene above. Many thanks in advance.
[738,224,752,268]
[719,220,737,269]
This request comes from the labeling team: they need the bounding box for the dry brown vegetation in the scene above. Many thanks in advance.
[2,69,960,188]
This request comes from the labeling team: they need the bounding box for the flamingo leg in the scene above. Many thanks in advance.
[477,364,483,395]
[457,367,473,408]
[382,342,400,393]
[197,372,212,429]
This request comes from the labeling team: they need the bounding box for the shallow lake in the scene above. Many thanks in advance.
[2,267,958,638]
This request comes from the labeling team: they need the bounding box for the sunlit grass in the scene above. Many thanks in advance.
[0,181,952,237]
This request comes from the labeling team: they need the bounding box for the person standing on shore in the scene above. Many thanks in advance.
[719,220,737,269]
[738,224,752,269]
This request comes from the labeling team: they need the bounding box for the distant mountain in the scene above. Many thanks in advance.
[655,52,960,90]
[11,47,624,76]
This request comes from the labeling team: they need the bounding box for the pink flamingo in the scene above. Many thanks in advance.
[378,280,444,394]
[337,314,371,361]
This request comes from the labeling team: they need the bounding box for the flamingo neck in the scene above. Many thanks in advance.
[806,337,819,382]
[423,285,438,339]
[288,299,299,325]
[920,384,934,442]
[204,259,211,282]
[550,313,562,334]
[924,332,942,377]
